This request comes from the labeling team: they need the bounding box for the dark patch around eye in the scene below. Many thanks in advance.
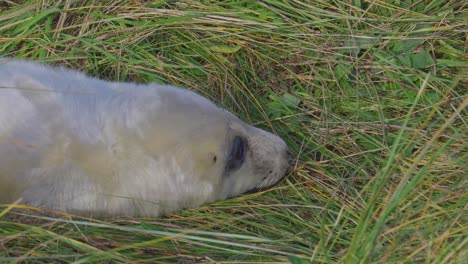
[224,136,247,174]
[213,155,217,163]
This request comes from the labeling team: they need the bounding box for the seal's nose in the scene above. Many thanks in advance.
[275,148,293,176]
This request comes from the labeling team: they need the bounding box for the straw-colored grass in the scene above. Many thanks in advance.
[0,1,466,263]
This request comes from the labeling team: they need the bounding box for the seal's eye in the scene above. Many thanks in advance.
[225,136,247,173]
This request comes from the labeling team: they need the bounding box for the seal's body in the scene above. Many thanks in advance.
[0,59,289,217]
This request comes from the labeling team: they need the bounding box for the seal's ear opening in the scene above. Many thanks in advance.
[224,136,247,174]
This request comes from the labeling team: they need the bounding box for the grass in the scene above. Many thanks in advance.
[0,0,466,263]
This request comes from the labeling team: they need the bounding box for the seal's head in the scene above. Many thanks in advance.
[219,123,290,199]
[134,85,290,214]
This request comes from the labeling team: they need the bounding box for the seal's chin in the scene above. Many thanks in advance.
[243,187,263,195]
[242,177,285,195]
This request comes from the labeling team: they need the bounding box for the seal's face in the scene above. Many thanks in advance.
[139,86,290,211]
[220,123,290,199]
[178,118,290,201]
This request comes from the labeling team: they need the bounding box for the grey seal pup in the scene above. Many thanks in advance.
[0,58,289,217]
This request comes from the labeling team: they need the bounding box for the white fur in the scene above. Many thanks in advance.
[0,58,289,217]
